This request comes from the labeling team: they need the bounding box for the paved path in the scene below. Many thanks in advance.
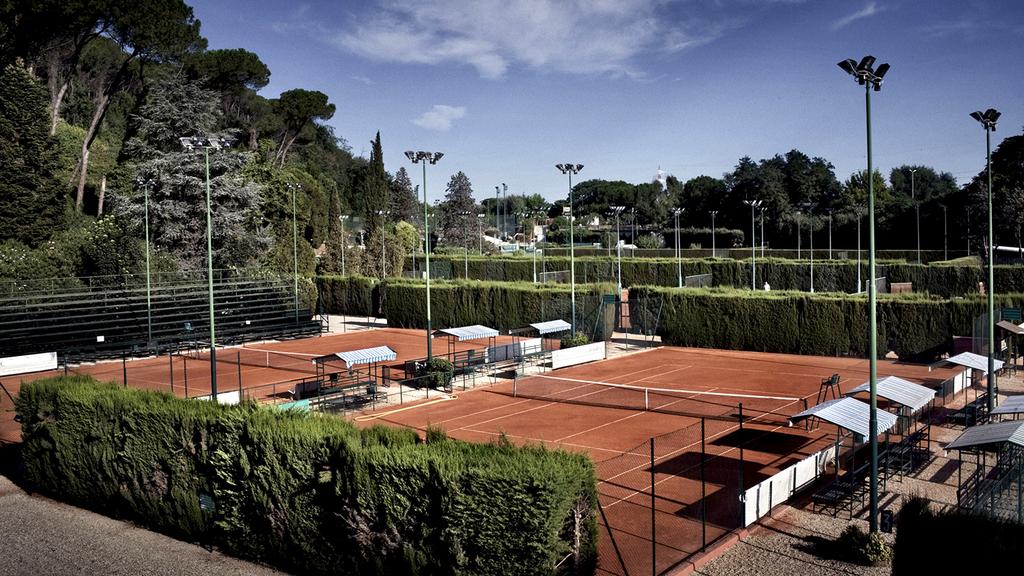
[0,474,284,576]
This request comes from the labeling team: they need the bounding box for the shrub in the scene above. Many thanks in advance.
[560,332,590,348]
[416,356,454,389]
[836,525,892,566]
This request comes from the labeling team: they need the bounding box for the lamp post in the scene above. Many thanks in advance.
[460,211,471,278]
[288,182,302,323]
[672,208,684,288]
[838,54,890,533]
[802,203,816,293]
[339,215,349,276]
[556,163,583,335]
[478,213,484,253]
[743,199,762,289]
[941,205,948,261]
[711,210,718,257]
[136,175,155,345]
[827,209,833,260]
[970,108,1001,413]
[179,135,229,401]
[611,206,625,293]
[502,183,508,240]
[760,206,766,260]
[797,213,801,259]
[910,168,920,263]
[406,150,444,359]
[855,204,863,292]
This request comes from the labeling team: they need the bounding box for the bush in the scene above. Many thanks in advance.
[560,332,590,348]
[17,376,599,576]
[416,356,454,389]
[836,525,892,566]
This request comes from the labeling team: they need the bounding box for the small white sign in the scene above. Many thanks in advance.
[96,335,105,343]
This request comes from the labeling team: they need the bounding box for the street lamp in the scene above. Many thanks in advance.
[743,199,762,289]
[710,210,718,257]
[611,206,625,293]
[339,215,349,276]
[135,175,156,345]
[287,182,302,323]
[910,168,920,263]
[970,107,1001,413]
[179,135,230,401]
[405,150,444,359]
[838,53,890,533]
[672,208,684,288]
[556,163,583,335]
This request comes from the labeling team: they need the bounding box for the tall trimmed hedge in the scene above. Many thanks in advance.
[409,256,1024,298]
[316,275,379,316]
[631,286,1024,361]
[17,377,598,576]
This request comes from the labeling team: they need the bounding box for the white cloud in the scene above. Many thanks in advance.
[330,0,724,79]
[412,105,467,131]
[350,75,375,85]
[831,1,882,31]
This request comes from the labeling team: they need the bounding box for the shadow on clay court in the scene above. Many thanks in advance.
[710,429,817,456]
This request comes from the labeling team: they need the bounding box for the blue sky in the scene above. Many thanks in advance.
[192,0,1024,203]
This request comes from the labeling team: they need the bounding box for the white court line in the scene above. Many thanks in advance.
[530,374,799,401]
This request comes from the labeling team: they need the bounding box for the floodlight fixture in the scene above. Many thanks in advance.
[857,56,876,71]
[972,108,1001,131]
[838,55,888,91]
[838,59,857,75]
[404,150,416,160]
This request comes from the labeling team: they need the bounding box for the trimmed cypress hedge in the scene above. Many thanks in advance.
[409,256,1024,298]
[631,286,1024,361]
[316,275,379,316]
[17,377,598,575]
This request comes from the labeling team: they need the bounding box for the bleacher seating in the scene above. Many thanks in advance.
[0,275,322,360]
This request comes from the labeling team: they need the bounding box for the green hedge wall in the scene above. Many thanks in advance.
[316,275,379,316]
[630,286,1024,361]
[409,256,1024,298]
[17,377,598,576]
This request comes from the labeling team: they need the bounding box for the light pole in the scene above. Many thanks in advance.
[611,206,625,293]
[910,168,920,263]
[288,182,302,323]
[672,208,684,288]
[743,199,762,289]
[179,135,229,401]
[802,203,816,293]
[710,210,718,257]
[827,209,833,260]
[477,213,484,253]
[376,210,390,279]
[797,213,801,259]
[556,163,583,335]
[838,54,890,533]
[760,206,766,260]
[502,183,508,240]
[971,107,1001,413]
[460,211,471,278]
[855,204,863,292]
[339,215,349,276]
[941,205,948,261]
[406,150,444,359]
[136,175,155,345]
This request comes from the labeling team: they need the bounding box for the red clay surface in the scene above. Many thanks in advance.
[355,347,960,576]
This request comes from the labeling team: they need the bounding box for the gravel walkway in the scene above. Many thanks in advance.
[0,474,285,576]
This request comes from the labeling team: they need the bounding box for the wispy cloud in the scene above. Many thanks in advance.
[329,0,734,79]
[831,1,882,31]
[412,105,466,131]
[350,75,374,86]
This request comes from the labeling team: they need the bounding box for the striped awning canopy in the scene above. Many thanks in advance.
[529,320,572,335]
[788,397,898,441]
[314,346,396,368]
[845,376,936,413]
[944,352,1005,374]
[990,395,1024,417]
[946,420,1024,452]
[433,325,499,342]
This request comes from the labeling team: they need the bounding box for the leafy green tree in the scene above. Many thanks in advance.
[362,226,405,280]
[439,171,477,248]
[272,88,335,167]
[394,220,419,254]
[0,61,67,245]
[964,134,1024,250]
[390,166,419,224]
[680,176,727,226]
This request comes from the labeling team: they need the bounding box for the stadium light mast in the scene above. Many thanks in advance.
[710,210,718,257]
[556,163,583,335]
[135,175,156,346]
[179,135,229,401]
[288,182,302,323]
[406,150,444,359]
[611,206,626,293]
[838,54,889,533]
[743,199,762,289]
[672,208,684,288]
[971,107,1001,414]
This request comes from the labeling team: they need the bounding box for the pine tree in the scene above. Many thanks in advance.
[363,130,390,233]
[390,166,419,225]
[0,61,67,246]
[439,171,477,249]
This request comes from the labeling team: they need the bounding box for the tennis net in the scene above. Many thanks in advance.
[189,344,319,374]
[512,374,807,425]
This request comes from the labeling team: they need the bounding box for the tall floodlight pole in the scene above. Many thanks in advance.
[556,163,583,335]
[611,206,625,293]
[743,199,762,289]
[856,204,863,292]
[760,207,766,259]
[406,150,444,359]
[136,176,155,345]
[711,211,718,257]
[672,208,684,288]
[288,182,302,322]
[941,205,948,261]
[459,211,471,278]
[971,108,1001,413]
[828,210,833,260]
[839,54,890,533]
[502,183,508,240]
[179,136,229,401]
[910,168,920,263]
[802,203,816,293]
[478,214,484,253]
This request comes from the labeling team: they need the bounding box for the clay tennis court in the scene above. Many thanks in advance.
[356,346,961,576]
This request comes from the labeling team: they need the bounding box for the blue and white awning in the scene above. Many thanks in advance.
[315,346,396,368]
[433,325,499,342]
[788,397,898,441]
[845,376,936,413]
[944,352,1004,374]
[529,320,572,335]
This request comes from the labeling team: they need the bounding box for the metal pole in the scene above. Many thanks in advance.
[143,183,152,344]
[866,79,878,533]
[987,125,996,412]
[650,437,656,576]
[810,212,814,293]
[424,161,432,360]
[943,206,948,261]
[797,215,801,259]
[828,212,833,260]
[700,417,707,550]
[711,212,716,256]
[291,183,299,323]
[675,211,682,288]
[341,217,346,276]
[857,209,862,291]
[912,169,920,264]
[616,212,622,293]
[760,209,765,260]
[751,204,756,289]
[569,172,577,335]
[204,147,218,400]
